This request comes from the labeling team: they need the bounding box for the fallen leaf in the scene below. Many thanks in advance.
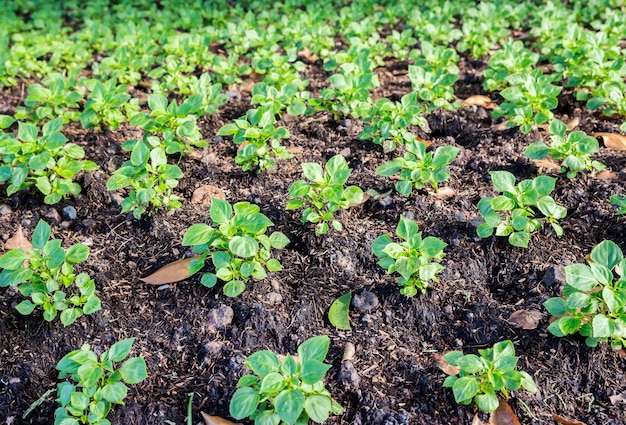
[4,225,32,251]
[509,309,544,330]
[566,117,580,131]
[472,414,489,425]
[609,391,626,405]
[553,414,587,425]
[433,353,460,376]
[434,187,456,199]
[491,400,521,425]
[592,169,617,180]
[593,132,626,150]
[201,412,242,425]
[342,342,356,362]
[533,159,562,171]
[462,95,494,109]
[140,256,200,285]
[192,185,226,208]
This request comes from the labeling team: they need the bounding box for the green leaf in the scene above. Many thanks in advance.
[328,292,351,331]
[0,268,33,286]
[376,161,401,176]
[275,389,305,425]
[590,240,623,270]
[592,314,612,338]
[16,299,36,315]
[509,232,530,248]
[210,198,232,224]
[107,338,134,362]
[32,219,51,250]
[565,264,598,291]
[70,391,90,411]
[490,195,515,211]
[246,350,280,378]
[300,359,332,385]
[297,335,330,363]
[559,316,582,335]
[396,216,419,241]
[200,273,217,288]
[182,224,213,246]
[0,249,29,270]
[101,382,128,403]
[304,394,332,423]
[421,236,447,257]
[269,232,290,249]
[260,372,286,395]
[119,357,147,384]
[65,244,89,264]
[229,236,259,258]
[489,171,516,193]
[229,387,260,420]
[18,122,38,143]
[130,141,149,166]
[451,376,479,403]
[543,297,566,317]
[549,119,567,137]
[475,393,499,412]
[455,354,482,373]
[301,163,324,183]
[240,213,274,233]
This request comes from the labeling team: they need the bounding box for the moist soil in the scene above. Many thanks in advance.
[1,55,626,425]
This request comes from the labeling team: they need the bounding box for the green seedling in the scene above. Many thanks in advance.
[408,64,459,113]
[372,215,447,296]
[376,141,459,195]
[55,338,148,424]
[443,340,537,412]
[106,137,183,219]
[476,171,566,248]
[524,119,604,178]
[81,78,139,131]
[182,198,290,297]
[230,335,344,425]
[286,154,363,235]
[0,220,101,326]
[483,39,539,92]
[0,117,98,204]
[610,195,626,215]
[544,240,626,349]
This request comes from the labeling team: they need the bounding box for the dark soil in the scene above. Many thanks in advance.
[2,56,626,425]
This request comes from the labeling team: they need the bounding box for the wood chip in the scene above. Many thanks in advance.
[553,414,587,425]
[509,309,544,330]
[593,132,626,150]
[192,185,226,208]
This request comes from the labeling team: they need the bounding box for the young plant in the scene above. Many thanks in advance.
[0,117,98,204]
[492,69,562,134]
[610,194,626,215]
[376,141,459,195]
[229,335,344,425]
[106,138,183,219]
[483,39,539,92]
[544,240,626,349]
[217,107,293,173]
[182,198,290,297]
[476,171,567,248]
[55,338,148,424]
[524,119,604,178]
[0,220,101,326]
[286,154,363,235]
[372,215,447,296]
[408,64,460,113]
[443,340,537,413]
[81,78,139,131]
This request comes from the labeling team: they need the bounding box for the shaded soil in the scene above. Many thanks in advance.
[2,56,626,425]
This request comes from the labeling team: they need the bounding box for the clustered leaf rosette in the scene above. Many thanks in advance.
[287,154,363,235]
[443,340,537,413]
[376,140,459,195]
[524,119,604,178]
[0,117,98,204]
[230,335,344,425]
[182,198,290,297]
[476,171,567,248]
[55,338,148,425]
[544,240,626,350]
[0,219,101,326]
[372,215,447,296]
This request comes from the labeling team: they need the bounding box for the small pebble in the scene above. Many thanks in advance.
[62,206,77,220]
[402,211,415,221]
[543,266,566,287]
[469,217,483,228]
[59,221,72,229]
[21,219,32,228]
[0,204,12,215]
[378,196,393,207]
[339,360,360,389]
[156,284,170,291]
[82,218,96,228]
[453,211,466,222]
[207,305,234,331]
[225,91,238,98]
[267,292,283,304]
[352,290,379,314]
[82,237,93,246]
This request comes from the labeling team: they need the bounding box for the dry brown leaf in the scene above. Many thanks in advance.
[433,353,461,376]
[592,169,617,180]
[192,185,226,208]
[139,256,200,285]
[616,349,626,358]
[491,400,521,425]
[593,132,626,150]
[434,187,456,199]
[201,412,242,425]
[342,342,356,362]
[566,117,580,131]
[4,225,32,251]
[609,391,626,405]
[553,414,587,425]
[462,95,494,109]
[509,309,544,330]
[472,414,489,425]
[533,159,562,171]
